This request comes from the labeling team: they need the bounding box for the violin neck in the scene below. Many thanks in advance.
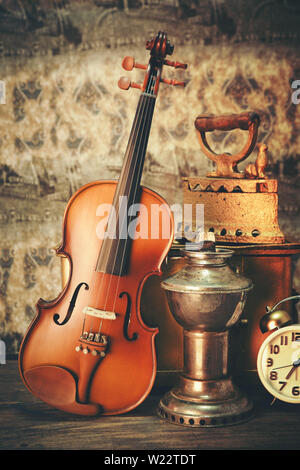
[96,92,156,276]
[114,92,156,207]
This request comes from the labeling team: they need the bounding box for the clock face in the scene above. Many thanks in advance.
[257,325,300,403]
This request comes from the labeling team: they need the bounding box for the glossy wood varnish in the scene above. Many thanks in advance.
[18,31,185,416]
[19,181,173,415]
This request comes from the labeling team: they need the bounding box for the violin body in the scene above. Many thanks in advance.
[19,31,186,416]
[19,180,173,416]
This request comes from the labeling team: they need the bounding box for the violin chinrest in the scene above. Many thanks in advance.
[24,365,101,416]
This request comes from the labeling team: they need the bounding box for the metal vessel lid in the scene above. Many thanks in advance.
[161,247,253,294]
[181,247,233,264]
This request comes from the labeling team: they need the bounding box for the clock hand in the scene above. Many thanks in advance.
[285,365,297,380]
[272,358,300,371]
[285,359,300,380]
[273,363,293,370]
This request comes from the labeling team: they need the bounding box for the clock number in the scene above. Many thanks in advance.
[292,332,300,342]
[270,371,278,380]
[270,344,280,354]
[280,335,288,346]
[292,386,300,396]
[279,381,287,391]
[266,358,273,367]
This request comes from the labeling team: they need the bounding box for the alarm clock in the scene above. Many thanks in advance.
[257,295,300,403]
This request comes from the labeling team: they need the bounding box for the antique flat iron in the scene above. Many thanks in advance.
[183,111,285,244]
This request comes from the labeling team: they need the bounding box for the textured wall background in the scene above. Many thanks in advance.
[0,0,300,354]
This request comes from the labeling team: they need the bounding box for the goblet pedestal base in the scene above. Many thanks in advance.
[157,375,253,427]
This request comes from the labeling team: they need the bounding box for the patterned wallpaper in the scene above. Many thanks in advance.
[0,0,300,354]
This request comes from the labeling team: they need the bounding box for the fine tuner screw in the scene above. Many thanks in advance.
[75,345,106,357]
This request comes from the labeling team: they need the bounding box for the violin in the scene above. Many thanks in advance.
[19,32,187,416]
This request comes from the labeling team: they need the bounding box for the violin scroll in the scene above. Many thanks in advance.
[146,32,174,57]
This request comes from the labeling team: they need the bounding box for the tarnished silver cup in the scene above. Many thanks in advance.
[157,247,253,427]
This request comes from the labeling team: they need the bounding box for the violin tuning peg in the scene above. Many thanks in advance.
[164,59,188,70]
[122,56,147,71]
[118,77,143,91]
[118,76,131,90]
[122,56,134,71]
[160,78,186,87]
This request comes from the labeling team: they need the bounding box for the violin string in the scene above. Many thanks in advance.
[110,89,155,314]
[104,96,149,287]
[94,78,155,338]
[110,75,156,291]
[78,38,166,343]
[85,88,147,338]
[101,74,156,336]
[106,85,154,316]
[90,93,147,337]
[81,315,86,336]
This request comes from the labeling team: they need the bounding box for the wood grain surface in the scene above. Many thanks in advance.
[1,361,300,450]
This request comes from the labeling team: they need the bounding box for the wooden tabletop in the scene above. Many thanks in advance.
[1,360,300,451]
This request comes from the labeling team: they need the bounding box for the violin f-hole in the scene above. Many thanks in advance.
[120,291,138,341]
[53,282,89,326]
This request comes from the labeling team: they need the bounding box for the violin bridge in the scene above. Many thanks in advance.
[83,306,117,320]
